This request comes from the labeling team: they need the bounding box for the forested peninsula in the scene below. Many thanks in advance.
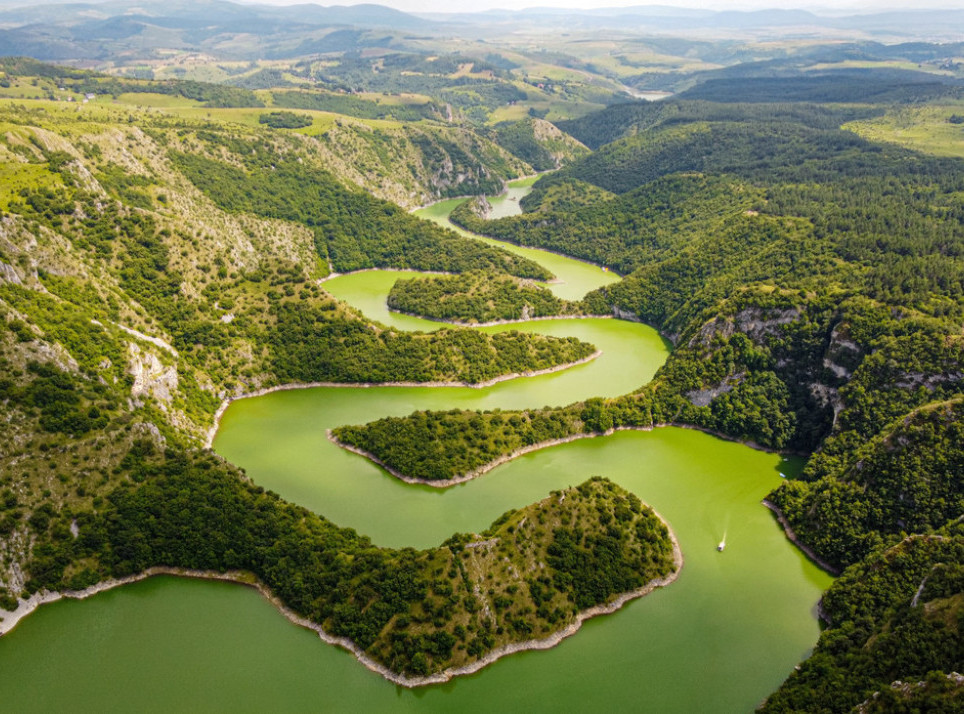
[2,457,678,682]
[387,269,590,324]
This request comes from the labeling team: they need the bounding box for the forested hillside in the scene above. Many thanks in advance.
[0,72,600,632]
[167,134,548,278]
[3,43,964,708]
[338,94,964,706]
[760,521,964,712]
[492,118,589,172]
[0,59,590,210]
[387,269,589,324]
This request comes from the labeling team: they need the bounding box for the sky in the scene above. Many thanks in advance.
[2,0,961,15]
[239,0,964,13]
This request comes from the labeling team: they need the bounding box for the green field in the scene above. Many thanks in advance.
[844,103,964,158]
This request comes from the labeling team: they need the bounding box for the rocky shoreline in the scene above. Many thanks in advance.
[203,350,602,449]
[318,267,455,284]
[762,500,841,576]
[386,307,610,328]
[0,520,682,688]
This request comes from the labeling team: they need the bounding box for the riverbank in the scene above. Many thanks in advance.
[0,522,682,688]
[203,350,602,449]
[329,421,802,489]
[407,172,548,214]
[386,307,610,328]
[762,500,841,576]
[318,267,455,284]
[447,215,625,279]
[0,568,258,638]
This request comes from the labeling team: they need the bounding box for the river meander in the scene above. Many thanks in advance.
[0,181,832,712]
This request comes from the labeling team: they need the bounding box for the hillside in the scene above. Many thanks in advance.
[331,94,964,706]
[2,38,964,709]
[492,118,589,172]
[0,74,608,630]
[0,58,601,209]
[3,461,679,681]
[760,522,964,712]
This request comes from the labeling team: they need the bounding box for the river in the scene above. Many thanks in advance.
[0,180,832,712]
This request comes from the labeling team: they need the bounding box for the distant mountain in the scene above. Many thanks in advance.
[1,0,963,63]
[0,0,430,28]
[420,5,964,39]
[0,0,437,60]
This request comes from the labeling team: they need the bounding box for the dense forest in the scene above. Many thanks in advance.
[336,94,964,706]
[258,111,313,129]
[4,50,964,708]
[6,425,677,678]
[270,301,594,385]
[333,406,585,482]
[387,269,588,324]
[169,131,550,278]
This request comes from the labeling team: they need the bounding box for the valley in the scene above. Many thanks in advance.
[0,199,829,710]
[1,1,963,709]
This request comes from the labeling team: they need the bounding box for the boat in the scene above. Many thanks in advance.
[717,539,726,551]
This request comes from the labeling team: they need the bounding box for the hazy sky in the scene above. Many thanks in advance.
[4,0,959,13]
[239,0,964,13]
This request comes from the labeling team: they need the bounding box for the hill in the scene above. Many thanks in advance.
[2,43,964,708]
[0,78,606,634]
[333,94,964,705]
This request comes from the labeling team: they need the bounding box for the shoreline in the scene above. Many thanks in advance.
[468,230,626,278]
[0,518,682,688]
[203,350,602,449]
[318,267,455,284]
[386,307,611,328]
[762,500,841,576]
[446,213,625,279]
[406,172,549,214]
[329,421,801,489]
[411,181,623,280]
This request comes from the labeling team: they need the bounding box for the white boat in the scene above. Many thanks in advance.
[717,540,726,551]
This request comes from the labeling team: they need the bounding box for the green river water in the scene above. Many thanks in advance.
[0,181,832,712]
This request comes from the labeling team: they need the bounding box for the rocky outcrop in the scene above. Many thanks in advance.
[810,382,844,428]
[822,324,862,380]
[464,195,492,220]
[0,260,22,285]
[127,342,178,406]
[23,340,80,373]
[695,307,801,347]
[529,117,590,168]
[686,372,744,407]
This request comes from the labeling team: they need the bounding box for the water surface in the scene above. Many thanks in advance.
[0,188,831,713]
[415,183,621,302]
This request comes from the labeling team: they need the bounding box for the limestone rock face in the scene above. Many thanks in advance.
[0,260,22,285]
[128,342,178,405]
